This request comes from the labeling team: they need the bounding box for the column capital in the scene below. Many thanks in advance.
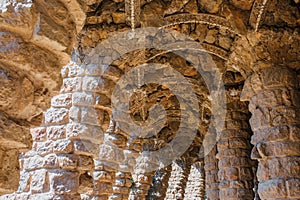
[241,66,298,101]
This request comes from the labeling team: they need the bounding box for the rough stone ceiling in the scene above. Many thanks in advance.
[0,0,299,129]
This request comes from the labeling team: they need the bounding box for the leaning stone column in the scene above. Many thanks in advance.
[129,172,154,200]
[241,67,300,199]
[165,160,191,200]
[147,165,172,200]
[184,161,205,200]
[109,122,132,200]
[1,62,104,200]
[204,137,219,199]
[128,148,156,200]
[217,85,255,199]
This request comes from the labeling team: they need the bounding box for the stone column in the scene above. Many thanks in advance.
[217,86,255,199]
[111,171,132,200]
[2,62,98,199]
[241,67,300,199]
[109,122,132,200]
[93,159,116,200]
[128,147,156,200]
[165,160,191,200]
[204,146,219,200]
[129,172,154,200]
[184,161,205,200]
[93,129,125,200]
[147,165,172,200]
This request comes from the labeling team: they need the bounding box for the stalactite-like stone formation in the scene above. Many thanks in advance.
[242,67,300,200]
[125,0,140,29]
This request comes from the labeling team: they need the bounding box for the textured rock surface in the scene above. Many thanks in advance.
[0,0,299,199]
[217,72,256,199]
[241,67,300,199]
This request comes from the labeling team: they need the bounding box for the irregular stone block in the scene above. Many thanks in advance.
[255,141,300,158]
[252,125,289,144]
[286,178,300,197]
[77,155,94,171]
[257,157,300,181]
[94,182,113,195]
[23,155,44,171]
[50,171,79,194]
[81,107,105,126]
[60,77,82,93]
[53,139,74,154]
[260,67,298,89]
[51,93,72,108]
[30,169,49,194]
[43,154,59,169]
[69,106,81,123]
[66,123,104,143]
[73,140,98,156]
[98,143,125,162]
[258,178,287,199]
[72,92,95,106]
[47,125,66,140]
[58,154,78,170]
[82,77,114,95]
[44,108,69,125]
[61,62,85,78]
[30,127,47,142]
[35,141,53,156]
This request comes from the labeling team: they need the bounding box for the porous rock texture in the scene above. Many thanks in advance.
[0,0,299,199]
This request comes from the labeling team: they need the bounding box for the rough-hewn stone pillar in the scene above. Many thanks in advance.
[204,142,219,199]
[128,148,156,200]
[0,62,115,199]
[93,159,116,200]
[129,172,153,200]
[1,63,93,199]
[241,67,300,199]
[109,122,132,200]
[111,171,132,200]
[147,165,172,200]
[93,130,124,200]
[165,160,191,200]
[184,161,205,200]
[217,86,255,199]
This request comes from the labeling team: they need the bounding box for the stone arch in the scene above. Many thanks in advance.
[78,27,220,199]
[162,14,239,35]
[1,0,300,199]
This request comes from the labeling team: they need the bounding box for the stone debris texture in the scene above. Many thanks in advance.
[0,0,299,200]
